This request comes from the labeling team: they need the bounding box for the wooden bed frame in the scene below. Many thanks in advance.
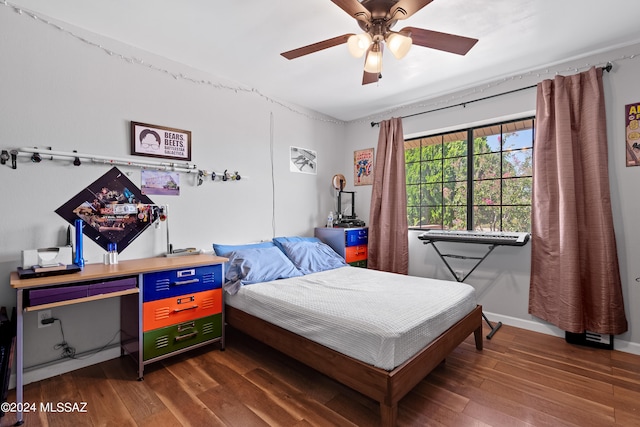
[225,304,484,426]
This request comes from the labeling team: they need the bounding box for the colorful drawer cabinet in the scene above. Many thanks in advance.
[314,227,368,268]
[139,263,224,371]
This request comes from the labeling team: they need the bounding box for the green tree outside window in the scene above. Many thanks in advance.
[406,118,534,232]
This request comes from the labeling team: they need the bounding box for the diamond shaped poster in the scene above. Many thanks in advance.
[55,167,155,253]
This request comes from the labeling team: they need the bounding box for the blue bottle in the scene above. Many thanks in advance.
[73,219,84,268]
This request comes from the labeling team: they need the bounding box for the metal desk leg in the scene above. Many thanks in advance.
[137,276,144,380]
[15,289,24,426]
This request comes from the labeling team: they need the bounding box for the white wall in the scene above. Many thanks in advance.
[345,43,640,354]
[0,9,345,380]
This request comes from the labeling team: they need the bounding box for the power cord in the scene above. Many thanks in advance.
[46,317,76,359]
[44,317,120,360]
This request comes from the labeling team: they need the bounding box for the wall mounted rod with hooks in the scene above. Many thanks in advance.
[2,147,244,182]
[14,147,198,173]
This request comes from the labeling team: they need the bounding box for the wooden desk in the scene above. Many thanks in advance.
[10,254,227,425]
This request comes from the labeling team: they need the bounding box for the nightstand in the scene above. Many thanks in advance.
[314,227,368,267]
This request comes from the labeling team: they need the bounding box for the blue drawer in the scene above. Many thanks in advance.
[143,264,222,302]
[345,228,368,247]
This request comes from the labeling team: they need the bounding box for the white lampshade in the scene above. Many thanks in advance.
[363,41,383,73]
[386,32,412,60]
[347,33,373,58]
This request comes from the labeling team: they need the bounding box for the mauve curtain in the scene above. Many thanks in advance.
[529,67,627,335]
[368,117,408,274]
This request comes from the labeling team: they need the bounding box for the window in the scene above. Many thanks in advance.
[406,117,534,232]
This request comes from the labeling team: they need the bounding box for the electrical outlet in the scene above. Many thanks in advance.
[38,310,52,328]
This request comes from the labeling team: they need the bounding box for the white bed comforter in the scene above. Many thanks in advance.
[225,266,477,370]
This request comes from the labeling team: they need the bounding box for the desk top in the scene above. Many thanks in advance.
[10,254,228,290]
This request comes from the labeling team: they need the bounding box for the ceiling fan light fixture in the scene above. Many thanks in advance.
[386,32,412,60]
[347,33,373,58]
[363,41,383,73]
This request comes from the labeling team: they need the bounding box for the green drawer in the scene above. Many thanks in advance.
[349,259,368,268]
[143,313,222,361]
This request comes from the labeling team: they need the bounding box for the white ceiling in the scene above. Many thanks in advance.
[9,0,640,121]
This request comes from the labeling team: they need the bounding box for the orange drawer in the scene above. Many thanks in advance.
[143,289,222,332]
[345,245,367,263]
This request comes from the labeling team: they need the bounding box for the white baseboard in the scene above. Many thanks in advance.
[9,345,122,390]
[485,311,640,356]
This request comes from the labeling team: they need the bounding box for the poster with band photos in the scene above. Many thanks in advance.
[55,167,155,253]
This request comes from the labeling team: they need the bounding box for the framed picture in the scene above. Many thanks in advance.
[131,121,192,161]
[289,146,317,175]
[354,148,374,185]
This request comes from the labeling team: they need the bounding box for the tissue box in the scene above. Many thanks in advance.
[22,247,73,269]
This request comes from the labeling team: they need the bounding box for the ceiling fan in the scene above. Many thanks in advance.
[281,0,478,85]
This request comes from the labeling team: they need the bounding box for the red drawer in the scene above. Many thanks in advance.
[143,289,222,332]
[345,245,367,263]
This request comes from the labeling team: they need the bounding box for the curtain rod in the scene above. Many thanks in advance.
[370,62,613,127]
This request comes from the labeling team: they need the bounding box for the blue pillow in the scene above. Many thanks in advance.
[278,240,347,275]
[223,246,302,295]
[213,241,275,257]
[273,236,321,253]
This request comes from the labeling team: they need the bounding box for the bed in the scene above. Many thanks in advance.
[216,237,483,426]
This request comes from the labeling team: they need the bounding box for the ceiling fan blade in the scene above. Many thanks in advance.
[281,34,354,60]
[391,0,434,20]
[362,71,380,85]
[401,27,478,55]
[331,0,371,22]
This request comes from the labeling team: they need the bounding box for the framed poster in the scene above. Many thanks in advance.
[354,148,374,185]
[131,121,192,161]
[55,167,155,253]
[625,103,640,167]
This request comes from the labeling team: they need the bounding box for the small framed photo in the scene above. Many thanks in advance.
[131,121,192,162]
[289,146,317,175]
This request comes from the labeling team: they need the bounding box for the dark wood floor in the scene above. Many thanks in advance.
[2,323,639,427]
